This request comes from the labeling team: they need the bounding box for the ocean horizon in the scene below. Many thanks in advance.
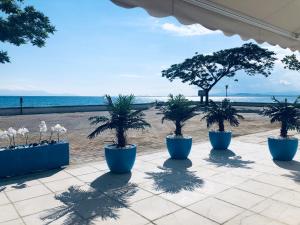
[0,95,299,108]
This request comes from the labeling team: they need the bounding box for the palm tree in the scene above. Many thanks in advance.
[88,95,151,148]
[261,96,300,138]
[202,99,244,132]
[161,94,199,136]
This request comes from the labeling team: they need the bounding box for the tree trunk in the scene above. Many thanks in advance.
[280,121,288,138]
[175,121,182,136]
[117,129,126,147]
[218,120,225,132]
[205,90,209,106]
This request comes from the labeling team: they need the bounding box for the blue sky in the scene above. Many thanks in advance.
[1,0,300,96]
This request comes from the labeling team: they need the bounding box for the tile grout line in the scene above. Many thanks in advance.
[250,175,300,193]
[128,184,222,224]
[2,190,26,224]
[212,186,297,225]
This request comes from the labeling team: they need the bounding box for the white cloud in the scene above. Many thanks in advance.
[161,23,220,36]
[261,44,300,73]
[279,80,291,86]
[264,44,300,62]
[264,44,300,59]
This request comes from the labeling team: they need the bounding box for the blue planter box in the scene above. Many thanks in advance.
[0,142,69,178]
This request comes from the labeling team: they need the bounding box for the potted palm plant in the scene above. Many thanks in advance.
[261,97,300,161]
[88,95,150,173]
[160,94,199,159]
[202,99,244,150]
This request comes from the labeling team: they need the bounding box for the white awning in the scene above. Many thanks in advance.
[111,0,300,51]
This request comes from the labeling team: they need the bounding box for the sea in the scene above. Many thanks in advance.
[0,95,299,108]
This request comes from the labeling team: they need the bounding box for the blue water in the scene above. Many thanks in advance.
[0,95,298,108]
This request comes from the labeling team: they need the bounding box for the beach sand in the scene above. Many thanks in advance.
[0,108,278,164]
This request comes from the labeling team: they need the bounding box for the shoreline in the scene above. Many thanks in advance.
[0,102,276,116]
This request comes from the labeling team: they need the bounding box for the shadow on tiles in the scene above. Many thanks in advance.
[0,168,65,192]
[41,172,138,225]
[274,160,300,183]
[205,149,254,169]
[145,158,204,194]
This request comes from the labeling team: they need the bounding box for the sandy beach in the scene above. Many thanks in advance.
[0,107,278,164]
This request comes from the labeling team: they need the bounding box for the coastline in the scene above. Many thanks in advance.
[0,102,278,116]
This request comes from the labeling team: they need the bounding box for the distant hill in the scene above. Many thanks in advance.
[0,89,73,96]
[209,92,300,97]
[231,92,300,97]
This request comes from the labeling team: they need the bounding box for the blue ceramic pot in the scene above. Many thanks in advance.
[268,137,298,161]
[166,136,192,159]
[104,144,136,173]
[209,131,231,150]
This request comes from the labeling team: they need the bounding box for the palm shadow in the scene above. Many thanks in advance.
[205,149,254,169]
[145,159,204,194]
[41,172,138,225]
[274,160,300,182]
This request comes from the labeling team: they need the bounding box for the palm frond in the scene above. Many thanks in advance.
[88,122,112,139]
[88,116,109,125]
[88,95,150,147]
[160,94,199,135]
[129,120,151,130]
[202,99,243,130]
[261,96,300,137]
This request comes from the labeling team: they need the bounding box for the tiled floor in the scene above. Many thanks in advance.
[1,130,300,225]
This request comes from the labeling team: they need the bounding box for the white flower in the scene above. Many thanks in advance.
[52,124,67,134]
[7,127,17,137]
[0,130,8,139]
[51,124,67,142]
[39,121,47,133]
[51,126,55,132]
[6,128,17,146]
[17,128,30,145]
[17,128,29,136]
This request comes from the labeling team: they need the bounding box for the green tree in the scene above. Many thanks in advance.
[88,95,151,148]
[0,0,55,63]
[261,97,300,138]
[202,99,244,132]
[282,54,300,71]
[162,43,276,105]
[160,94,199,136]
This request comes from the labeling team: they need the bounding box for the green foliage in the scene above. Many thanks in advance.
[0,0,55,63]
[202,99,244,132]
[0,50,9,63]
[160,94,199,136]
[261,97,300,138]
[162,43,276,104]
[282,54,300,71]
[88,95,151,148]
